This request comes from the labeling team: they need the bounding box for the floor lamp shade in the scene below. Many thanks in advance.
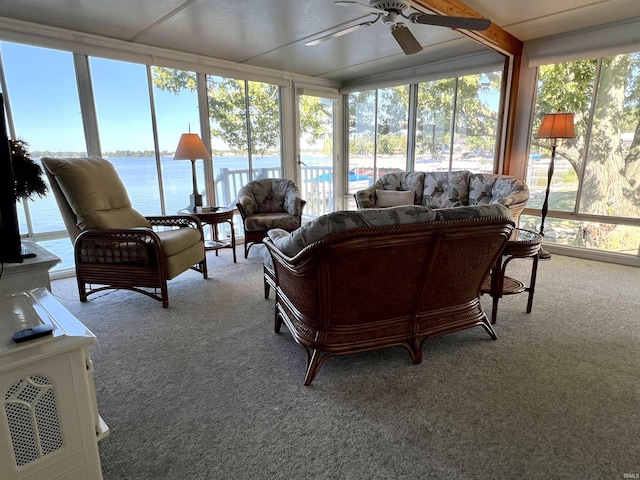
[534,112,575,259]
[173,133,212,211]
[535,113,576,140]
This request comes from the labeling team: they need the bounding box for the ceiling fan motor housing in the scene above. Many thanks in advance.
[371,0,411,14]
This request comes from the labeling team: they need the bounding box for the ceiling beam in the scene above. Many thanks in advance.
[411,0,523,56]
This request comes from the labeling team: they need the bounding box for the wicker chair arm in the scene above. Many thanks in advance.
[146,215,201,230]
[74,227,165,267]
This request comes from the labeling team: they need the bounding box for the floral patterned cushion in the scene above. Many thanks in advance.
[355,170,528,214]
[267,205,437,258]
[422,170,471,208]
[468,174,529,206]
[237,178,304,216]
[433,203,511,221]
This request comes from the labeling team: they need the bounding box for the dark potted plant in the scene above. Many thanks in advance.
[10,138,47,201]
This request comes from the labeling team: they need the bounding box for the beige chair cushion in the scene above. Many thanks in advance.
[42,157,151,230]
[375,189,415,207]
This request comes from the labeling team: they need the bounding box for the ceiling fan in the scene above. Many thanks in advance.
[305,0,491,55]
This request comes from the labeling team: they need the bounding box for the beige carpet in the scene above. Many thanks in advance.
[49,247,640,480]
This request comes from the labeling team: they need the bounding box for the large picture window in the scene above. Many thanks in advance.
[347,69,503,193]
[525,54,640,256]
[0,42,86,270]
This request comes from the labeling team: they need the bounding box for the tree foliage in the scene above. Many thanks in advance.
[151,68,330,156]
[348,74,500,159]
[534,54,640,220]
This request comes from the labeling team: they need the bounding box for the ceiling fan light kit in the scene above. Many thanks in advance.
[309,0,491,55]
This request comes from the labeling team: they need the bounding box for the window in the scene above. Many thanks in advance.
[525,54,640,256]
[1,42,86,270]
[347,69,503,197]
[348,90,376,194]
[205,76,282,207]
[415,78,455,172]
[347,86,409,194]
[151,66,203,214]
[451,73,501,173]
[90,57,160,216]
[298,94,335,217]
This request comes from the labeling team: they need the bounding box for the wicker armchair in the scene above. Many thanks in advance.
[42,156,207,308]
[236,178,306,258]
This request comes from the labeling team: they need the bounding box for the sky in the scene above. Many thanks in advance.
[1,40,501,154]
[1,42,196,153]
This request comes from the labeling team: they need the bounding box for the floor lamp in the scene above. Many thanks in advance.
[534,112,575,259]
[173,133,212,212]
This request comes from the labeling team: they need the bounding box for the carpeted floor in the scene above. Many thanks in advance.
[49,247,640,480]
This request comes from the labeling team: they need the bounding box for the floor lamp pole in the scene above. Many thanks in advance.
[538,138,557,260]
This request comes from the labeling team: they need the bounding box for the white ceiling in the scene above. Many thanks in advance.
[0,0,639,84]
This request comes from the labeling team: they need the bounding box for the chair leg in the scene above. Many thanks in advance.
[201,258,208,279]
[161,280,169,308]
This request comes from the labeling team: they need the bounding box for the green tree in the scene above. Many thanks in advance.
[151,68,329,156]
[416,74,500,159]
[533,55,640,219]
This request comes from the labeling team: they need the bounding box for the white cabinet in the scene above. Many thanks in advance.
[0,289,108,479]
[0,241,61,295]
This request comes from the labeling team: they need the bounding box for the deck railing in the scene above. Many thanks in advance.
[214,166,334,217]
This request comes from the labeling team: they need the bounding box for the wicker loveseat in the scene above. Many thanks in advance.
[354,170,529,222]
[263,204,515,385]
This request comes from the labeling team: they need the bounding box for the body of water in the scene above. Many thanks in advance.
[20,155,333,271]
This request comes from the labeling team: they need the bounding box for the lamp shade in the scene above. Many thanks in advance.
[535,113,576,139]
[173,133,212,161]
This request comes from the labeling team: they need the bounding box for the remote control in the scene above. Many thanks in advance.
[12,324,54,343]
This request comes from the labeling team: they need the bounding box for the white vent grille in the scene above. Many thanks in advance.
[4,375,63,467]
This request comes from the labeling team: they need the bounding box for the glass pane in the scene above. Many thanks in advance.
[348,91,376,194]
[90,57,160,215]
[415,78,455,172]
[528,60,596,214]
[207,76,249,208]
[150,66,203,214]
[579,53,640,220]
[376,85,408,177]
[452,73,501,173]
[1,42,85,236]
[298,95,334,217]
[519,214,640,255]
[247,80,281,180]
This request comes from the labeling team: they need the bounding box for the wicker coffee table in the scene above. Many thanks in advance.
[482,228,542,324]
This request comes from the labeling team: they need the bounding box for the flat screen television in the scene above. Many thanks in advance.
[0,92,23,264]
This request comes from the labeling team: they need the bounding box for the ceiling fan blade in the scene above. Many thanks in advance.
[410,13,491,31]
[390,23,423,55]
[305,20,376,46]
[334,1,388,16]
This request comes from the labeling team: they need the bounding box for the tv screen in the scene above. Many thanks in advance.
[0,92,23,264]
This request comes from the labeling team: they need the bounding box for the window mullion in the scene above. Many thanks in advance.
[449,77,459,171]
[574,57,602,216]
[146,65,166,215]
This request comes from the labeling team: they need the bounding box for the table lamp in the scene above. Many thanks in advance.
[534,112,575,259]
[173,133,212,212]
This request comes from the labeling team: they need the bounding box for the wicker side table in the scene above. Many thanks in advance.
[180,208,237,263]
[481,228,542,324]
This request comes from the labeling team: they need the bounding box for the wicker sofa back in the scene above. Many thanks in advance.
[263,204,515,385]
[354,170,529,222]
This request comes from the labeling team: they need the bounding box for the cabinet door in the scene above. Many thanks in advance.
[0,350,102,480]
